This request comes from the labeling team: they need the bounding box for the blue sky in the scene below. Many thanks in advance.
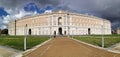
[0,7,9,17]
[0,0,120,29]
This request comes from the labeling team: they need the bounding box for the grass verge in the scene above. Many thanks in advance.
[0,36,50,50]
[74,34,120,48]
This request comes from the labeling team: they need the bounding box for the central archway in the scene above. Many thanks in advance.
[58,27,62,35]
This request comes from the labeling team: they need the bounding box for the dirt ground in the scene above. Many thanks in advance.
[23,37,120,57]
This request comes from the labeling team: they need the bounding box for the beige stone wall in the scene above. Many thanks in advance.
[117,28,120,34]
[8,21,15,35]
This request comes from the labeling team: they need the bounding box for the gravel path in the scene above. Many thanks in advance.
[23,37,120,57]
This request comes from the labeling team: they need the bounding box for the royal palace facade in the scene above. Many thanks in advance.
[8,10,111,35]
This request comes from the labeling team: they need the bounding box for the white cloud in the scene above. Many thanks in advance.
[1,9,38,29]
[1,25,7,29]
[15,9,36,19]
[0,17,3,25]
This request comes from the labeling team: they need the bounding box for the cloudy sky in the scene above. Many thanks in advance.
[0,0,120,29]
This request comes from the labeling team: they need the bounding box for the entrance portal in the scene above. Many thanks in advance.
[58,27,62,35]
[88,28,91,35]
[29,29,32,35]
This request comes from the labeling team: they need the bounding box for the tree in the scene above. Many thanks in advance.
[1,29,8,35]
[0,29,1,35]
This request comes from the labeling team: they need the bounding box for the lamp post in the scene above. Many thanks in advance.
[50,27,52,38]
[68,26,70,37]
[71,27,74,38]
[24,24,27,51]
[15,20,16,35]
[67,14,70,37]
[102,20,104,48]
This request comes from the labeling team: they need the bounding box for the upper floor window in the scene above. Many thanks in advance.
[58,17,62,25]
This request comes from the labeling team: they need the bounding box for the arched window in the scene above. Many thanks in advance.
[58,17,62,25]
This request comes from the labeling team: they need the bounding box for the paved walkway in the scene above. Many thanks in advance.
[0,45,22,57]
[23,37,120,57]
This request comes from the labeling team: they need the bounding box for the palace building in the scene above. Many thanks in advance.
[8,10,111,35]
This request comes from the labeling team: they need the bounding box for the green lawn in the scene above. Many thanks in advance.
[74,34,120,48]
[0,36,50,50]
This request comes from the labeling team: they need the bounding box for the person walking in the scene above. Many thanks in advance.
[54,31,56,38]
